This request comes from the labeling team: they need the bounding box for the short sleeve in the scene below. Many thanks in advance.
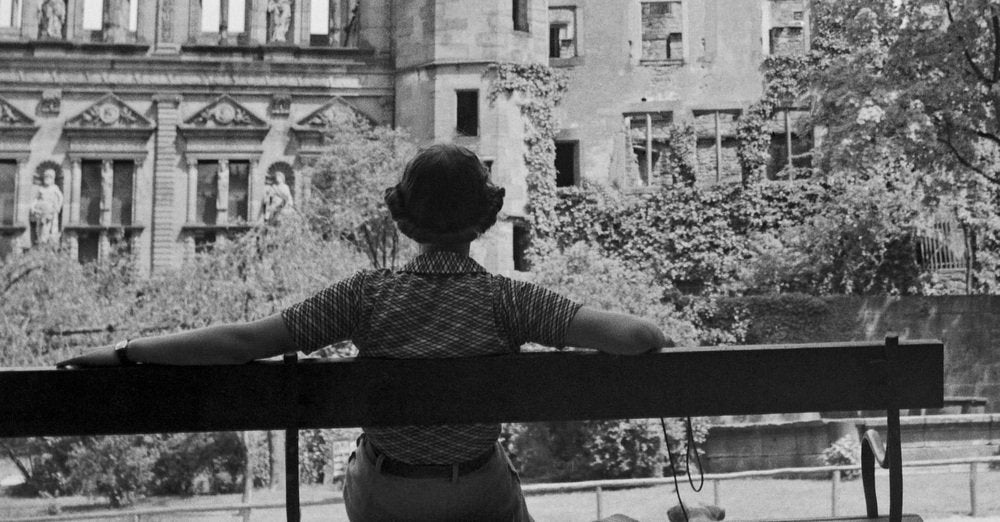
[280,272,368,354]
[507,279,583,349]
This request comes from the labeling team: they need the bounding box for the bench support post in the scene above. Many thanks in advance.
[284,352,301,522]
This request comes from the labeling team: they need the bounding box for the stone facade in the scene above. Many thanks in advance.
[0,0,805,273]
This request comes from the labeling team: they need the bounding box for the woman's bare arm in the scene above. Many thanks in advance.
[56,314,297,367]
[564,306,673,355]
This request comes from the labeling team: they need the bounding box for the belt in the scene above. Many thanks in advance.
[364,439,495,480]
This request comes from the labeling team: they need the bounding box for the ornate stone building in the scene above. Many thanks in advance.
[0,0,806,273]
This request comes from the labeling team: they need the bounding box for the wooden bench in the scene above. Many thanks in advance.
[0,336,942,522]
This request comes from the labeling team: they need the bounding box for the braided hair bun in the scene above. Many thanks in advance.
[385,143,505,244]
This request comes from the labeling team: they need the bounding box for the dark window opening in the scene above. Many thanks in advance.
[111,161,134,226]
[228,160,250,223]
[548,7,577,59]
[195,231,217,254]
[667,33,682,59]
[197,161,220,225]
[633,147,661,186]
[78,232,100,264]
[555,141,578,187]
[0,160,16,226]
[513,0,529,32]
[80,160,102,225]
[456,91,479,137]
[513,221,530,271]
[549,24,563,58]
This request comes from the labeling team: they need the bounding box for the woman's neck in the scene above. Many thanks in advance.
[419,242,471,256]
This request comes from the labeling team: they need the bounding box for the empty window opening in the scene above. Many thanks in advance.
[641,1,682,62]
[456,91,479,137]
[548,7,576,58]
[0,160,16,225]
[555,141,578,187]
[201,0,246,34]
[111,161,134,226]
[626,112,673,186]
[513,0,529,32]
[227,160,250,223]
[196,161,220,225]
[766,110,812,180]
[80,160,102,225]
[769,26,804,55]
[0,0,22,28]
[78,232,99,264]
[513,221,530,271]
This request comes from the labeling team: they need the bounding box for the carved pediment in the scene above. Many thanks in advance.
[0,98,35,127]
[0,97,38,153]
[184,95,268,129]
[294,97,373,130]
[65,94,154,130]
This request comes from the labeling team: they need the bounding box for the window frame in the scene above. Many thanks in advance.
[624,110,673,188]
[455,90,480,138]
[548,6,577,60]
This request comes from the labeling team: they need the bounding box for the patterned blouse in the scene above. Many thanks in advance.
[281,251,582,464]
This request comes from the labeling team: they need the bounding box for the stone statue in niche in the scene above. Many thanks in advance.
[262,170,294,224]
[267,0,293,43]
[30,167,64,246]
[38,0,66,39]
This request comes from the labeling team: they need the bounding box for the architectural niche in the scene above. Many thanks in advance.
[179,95,269,235]
[62,94,155,261]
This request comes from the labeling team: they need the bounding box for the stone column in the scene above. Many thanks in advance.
[216,159,229,225]
[151,93,183,273]
[69,159,82,224]
[100,159,113,226]
[186,160,198,223]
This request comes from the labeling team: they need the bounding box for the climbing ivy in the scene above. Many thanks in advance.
[486,62,568,245]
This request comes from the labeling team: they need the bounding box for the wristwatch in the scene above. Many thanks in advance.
[114,339,137,366]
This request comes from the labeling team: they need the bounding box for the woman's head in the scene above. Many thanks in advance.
[385,143,505,245]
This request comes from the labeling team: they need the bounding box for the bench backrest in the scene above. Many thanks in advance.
[0,339,943,437]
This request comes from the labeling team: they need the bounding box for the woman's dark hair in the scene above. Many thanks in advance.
[385,143,505,244]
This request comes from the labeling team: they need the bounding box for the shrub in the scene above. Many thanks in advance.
[822,435,861,480]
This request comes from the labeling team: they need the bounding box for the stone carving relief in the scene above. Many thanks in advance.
[39,90,61,116]
[37,0,66,39]
[65,95,154,129]
[0,99,34,126]
[186,96,267,128]
[269,93,291,117]
[267,0,293,43]
[299,99,364,128]
[30,162,64,245]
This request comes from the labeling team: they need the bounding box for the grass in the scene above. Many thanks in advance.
[1,468,998,521]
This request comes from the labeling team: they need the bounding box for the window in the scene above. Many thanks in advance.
[82,0,103,30]
[513,0,528,32]
[548,7,576,59]
[310,0,359,47]
[1,0,21,28]
[767,109,812,179]
[196,161,219,225]
[513,220,530,271]
[111,161,134,226]
[641,1,682,62]
[0,160,15,225]
[77,231,99,263]
[554,141,578,187]
[694,110,741,185]
[626,111,674,186]
[196,160,250,225]
[227,160,249,223]
[456,90,479,137]
[769,26,804,55]
[201,0,246,35]
[79,160,101,225]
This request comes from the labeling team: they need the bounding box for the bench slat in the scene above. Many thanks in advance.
[0,340,943,437]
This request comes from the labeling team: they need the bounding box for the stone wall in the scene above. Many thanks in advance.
[730,294,1000,413]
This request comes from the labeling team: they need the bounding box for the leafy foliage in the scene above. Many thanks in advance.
[821,435,862,480]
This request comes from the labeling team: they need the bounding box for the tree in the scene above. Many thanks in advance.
[304,115,419,269]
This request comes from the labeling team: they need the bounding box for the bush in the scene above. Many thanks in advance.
[822,435,861,480]
[151,432,246,495]
[66,436,162,507]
